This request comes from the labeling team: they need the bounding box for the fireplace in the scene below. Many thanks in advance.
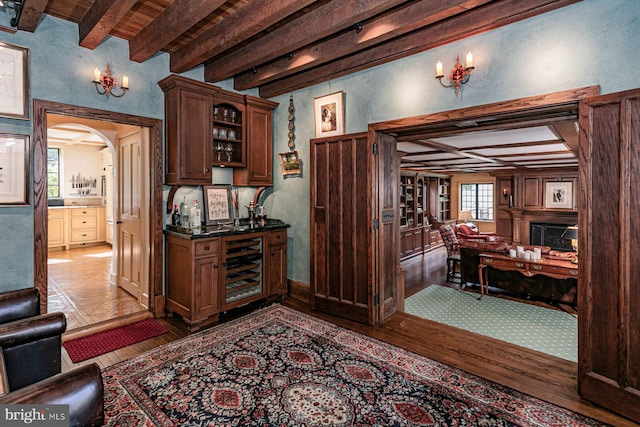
[530,222,574,251]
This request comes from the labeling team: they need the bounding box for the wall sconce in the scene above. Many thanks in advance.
[92,63,129,98]
[503,189,509,199]
[435,52,474,96]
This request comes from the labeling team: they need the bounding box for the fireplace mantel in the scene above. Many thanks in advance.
[505,208,577,244]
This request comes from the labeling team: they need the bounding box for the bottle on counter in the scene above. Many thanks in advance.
[181,196,190,228]
[191,200,202,229]
[172,204,181,226]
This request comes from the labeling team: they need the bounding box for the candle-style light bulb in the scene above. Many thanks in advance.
[122,76,129,89]
[436,61,443,78]
[93,68,101,82]
[465,52,473,69]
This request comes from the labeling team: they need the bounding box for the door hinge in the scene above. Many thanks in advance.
[372,143,378,155]
[373,218,379,230]
[373,294,379,306]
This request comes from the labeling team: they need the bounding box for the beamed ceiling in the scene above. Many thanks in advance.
[8,0,580,98]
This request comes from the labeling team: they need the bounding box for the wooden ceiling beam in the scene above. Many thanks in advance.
[169,0,316,74]
[258,0,581,98]
[79,0,138,49]
[16,0,49,32]
[203,0,408,84]
[129,0,227,63]
[234,0,492,91]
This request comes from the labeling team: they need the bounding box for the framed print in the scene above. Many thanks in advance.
[279,150,302,177]
[0,133,29,205]
[0,41,30,120]
[203,185,232,225]
[544,181,573,209]
[314,91,344,138]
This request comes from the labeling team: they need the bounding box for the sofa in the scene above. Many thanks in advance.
[454,222,504,242]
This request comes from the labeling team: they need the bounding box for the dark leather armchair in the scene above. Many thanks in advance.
[0,288,40,323]
[0,288,67,391]
[0,362,105,427]
[0,312,67,390]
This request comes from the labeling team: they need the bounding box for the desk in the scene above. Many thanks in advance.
[478,253,578,301]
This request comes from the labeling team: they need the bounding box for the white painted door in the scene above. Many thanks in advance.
[117,129,148,306]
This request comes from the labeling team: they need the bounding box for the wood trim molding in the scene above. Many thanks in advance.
[32,100,163,316]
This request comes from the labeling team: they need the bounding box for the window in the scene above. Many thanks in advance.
[47,148,60,198]
[460,183,494,220]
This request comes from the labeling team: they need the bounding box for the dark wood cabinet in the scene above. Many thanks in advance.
[165,235,220,330]
[159,74,278,186]
[159,75,216,185]
[233,98,278,186]
[165,227,288,330]
[266,229,287,298]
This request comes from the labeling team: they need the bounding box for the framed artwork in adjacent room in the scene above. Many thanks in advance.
[203,185,232,225]
[0,41,30,120]
[544,181,573,209]
[0,133,30,205]
[314,91,344,138]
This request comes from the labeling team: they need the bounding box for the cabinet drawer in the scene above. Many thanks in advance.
[269,230,287,245]
[71,208,97,217]
[195,239,219,257]
[530,263,576,277]
[71,216,97,229]
[48,209,65,218]
[71,229,97,243]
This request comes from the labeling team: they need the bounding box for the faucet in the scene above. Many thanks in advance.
[246,201,256,225]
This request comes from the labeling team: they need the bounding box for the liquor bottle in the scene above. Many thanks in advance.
[172,204,181,226]
[181,196,190,228]
[191,200,202,229]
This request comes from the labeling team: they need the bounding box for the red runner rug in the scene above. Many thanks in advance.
[63,318,168,363]
[102,305,606,426]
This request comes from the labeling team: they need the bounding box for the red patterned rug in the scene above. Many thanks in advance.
[63,318,168,363]
[101,305,606,426]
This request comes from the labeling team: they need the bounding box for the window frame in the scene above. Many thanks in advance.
[47,146,61,199]
[459,182,495,221]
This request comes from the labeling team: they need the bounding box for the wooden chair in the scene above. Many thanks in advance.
[439,225,461,283]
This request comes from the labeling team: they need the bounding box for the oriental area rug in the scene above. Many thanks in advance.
[102,304,605,426]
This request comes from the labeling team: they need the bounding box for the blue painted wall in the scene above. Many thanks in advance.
[0,0,638,291]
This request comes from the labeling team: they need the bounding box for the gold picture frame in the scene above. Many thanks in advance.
[0,41,30,120]
[0,133,30,206]
[314,91,344,138]
[279,151,302,177]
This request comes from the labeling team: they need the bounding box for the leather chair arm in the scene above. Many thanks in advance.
[0,363,105,427]
[0,312,67,349]
[0,288,40,324]
[0,313,67,391]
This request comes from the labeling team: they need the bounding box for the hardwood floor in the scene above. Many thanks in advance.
[54,246,637,426]
[48,244,147,331]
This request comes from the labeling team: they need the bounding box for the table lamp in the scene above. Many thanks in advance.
[561,225,578,264]
[458,210,473,223]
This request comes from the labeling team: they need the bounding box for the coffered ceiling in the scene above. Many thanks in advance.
[4,0,579,97]
[397,120,579,173]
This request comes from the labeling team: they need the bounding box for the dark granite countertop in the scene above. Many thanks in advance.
[164,219,289,239]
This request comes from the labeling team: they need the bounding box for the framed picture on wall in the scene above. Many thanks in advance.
[544,181,573,209]
[314,91,344,138]
[0,133,30,206]
[0,41,30,120]
[203,185,232,225]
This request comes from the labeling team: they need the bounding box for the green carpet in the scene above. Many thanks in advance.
[405,285,577,362]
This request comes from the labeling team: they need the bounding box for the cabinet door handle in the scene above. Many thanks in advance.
[204,245,210,250]
[250,170,254,175]
[214,264,218,269]
[82,221,87,224]
[204,168,209,173]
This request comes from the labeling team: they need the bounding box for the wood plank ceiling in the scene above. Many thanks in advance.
[9,0,580,98]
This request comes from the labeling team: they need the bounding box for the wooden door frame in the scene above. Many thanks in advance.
[33,100,164,316]
[367,86,600,323]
